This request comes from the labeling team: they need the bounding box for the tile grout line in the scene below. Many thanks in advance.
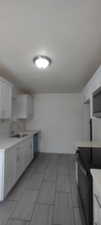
[28,157,51,225]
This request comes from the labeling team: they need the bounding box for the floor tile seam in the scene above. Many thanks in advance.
[11,189,41,222]
[22,186,42,192]
[29,203,55,225]
[37,170,49,193]
[72,206,79,225]
[33,202,55,207]
[47,165,58,225]
[42,178,56,183]
[53,160,58,221]
[36,200,56,205]
[46,202,54,225]
[7,201,18,223]
[54,192,73,209]
[56,173,72,177]
[56,174,73,188]
[55,190,72,194]
[10,216,31,222]
[10,189,40,222]
[22,174,44,191]
[3,199,18,203]
[8,218,31,222]
[33,172,56,205]
[6,201,21,225]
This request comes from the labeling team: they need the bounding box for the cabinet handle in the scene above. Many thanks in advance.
[95,194,101,208]
[17,155,20,162]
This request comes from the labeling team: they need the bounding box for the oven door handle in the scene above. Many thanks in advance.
[95,194,101,208]
[76,153,88,176]
[78,162,87,176]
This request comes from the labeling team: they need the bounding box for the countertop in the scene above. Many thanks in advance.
[75,141,101,149]
[0,130,39,151]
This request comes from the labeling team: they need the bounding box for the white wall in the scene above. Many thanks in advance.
[27,94,83,154]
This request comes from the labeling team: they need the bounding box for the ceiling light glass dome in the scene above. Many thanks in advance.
[33,56,51,69]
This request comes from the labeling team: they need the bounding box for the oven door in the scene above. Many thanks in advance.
[77,156,93,225]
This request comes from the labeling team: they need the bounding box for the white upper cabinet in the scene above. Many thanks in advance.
[82,66,101,103]
[82,66,101,118]
[14,94,33,119]
[0,78,12,119]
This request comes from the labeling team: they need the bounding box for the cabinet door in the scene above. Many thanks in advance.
[16,143,24,180]
[0,82,12,119]
[0,152,5,201]
[24,143,29,169]
[14,95,28,119]
[13,95,33,119]
[27,96,33,118]
[28,138,33,163]
[5,83,12,118]
[4,147,16,197]
[23,138,33,169]
[22,140,28,170]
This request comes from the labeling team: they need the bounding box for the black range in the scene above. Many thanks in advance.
[76,143,101,225]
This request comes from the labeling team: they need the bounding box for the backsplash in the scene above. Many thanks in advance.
[0,120,26,137]
[0,120,11,137]
[10,120,26,135]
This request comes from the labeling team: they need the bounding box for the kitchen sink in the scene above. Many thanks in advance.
[11,133,28,138]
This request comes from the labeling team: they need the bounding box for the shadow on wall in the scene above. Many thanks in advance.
[0,63,19,84]
[0,63,30,93]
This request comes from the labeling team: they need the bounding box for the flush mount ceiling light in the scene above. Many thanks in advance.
[33,55,51,69]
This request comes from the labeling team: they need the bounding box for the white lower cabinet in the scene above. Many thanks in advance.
[0,136,33,201]
[4,146,16,197]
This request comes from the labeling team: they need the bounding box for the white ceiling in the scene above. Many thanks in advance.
[0,0,101,93]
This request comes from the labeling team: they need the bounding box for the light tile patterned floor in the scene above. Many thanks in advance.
[0,153,85,225]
